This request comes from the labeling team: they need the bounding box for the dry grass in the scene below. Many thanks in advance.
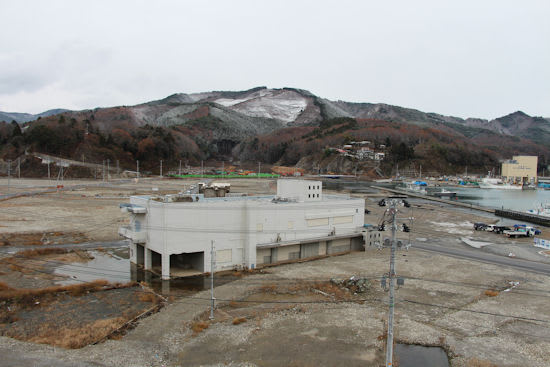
[467,358,498,367]
[191,321,209,334]
[0,279,110,304]
[17,248,70,258]
[232,317,247,325]
[263,281,353,301]
[27,316,128,349]
[138,292,158,303]
[259,284,277,293]
[0,281,14,291]
[484,290,500,297]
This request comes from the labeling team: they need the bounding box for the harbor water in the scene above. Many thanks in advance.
[323,179,550,212]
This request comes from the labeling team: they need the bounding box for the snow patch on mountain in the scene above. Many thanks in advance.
[214,89,308,123]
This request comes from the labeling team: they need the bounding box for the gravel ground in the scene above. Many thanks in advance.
[1,178,550,366]
[1,247,549,366]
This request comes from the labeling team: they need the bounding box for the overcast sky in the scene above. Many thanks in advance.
[1,0,549,119]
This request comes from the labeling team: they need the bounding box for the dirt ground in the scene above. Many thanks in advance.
[0,178,550,366]
[0,178,276,244]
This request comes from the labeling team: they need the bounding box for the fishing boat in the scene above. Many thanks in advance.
[478,177,522,190]
[526,203,550,217]
[431,188,457,198]
[401,182,427,195]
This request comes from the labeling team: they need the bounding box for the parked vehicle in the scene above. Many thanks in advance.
[504,227,537,238]
[474,222,488,231]
[484,225,496,232]
[513,224,541,235]
[493,226,511,234]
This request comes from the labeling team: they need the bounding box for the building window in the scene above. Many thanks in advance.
[317,194,319,198]
[308,185,311,190]
[308,194,311,198]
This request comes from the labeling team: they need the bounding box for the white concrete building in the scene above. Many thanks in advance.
[119,179,365,279]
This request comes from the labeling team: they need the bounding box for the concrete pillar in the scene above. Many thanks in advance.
[144,248,152,270]
[129,243,137,263]
[161,253,170,280]
[161,280,170,295]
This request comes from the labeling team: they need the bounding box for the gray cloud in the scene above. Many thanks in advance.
[0,0,548,118]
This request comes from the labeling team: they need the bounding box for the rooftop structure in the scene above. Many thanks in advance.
[119,179,365,279]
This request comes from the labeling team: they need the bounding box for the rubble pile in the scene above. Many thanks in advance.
[330,276,371,293]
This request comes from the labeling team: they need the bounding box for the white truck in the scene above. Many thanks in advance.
[504,227,536,238]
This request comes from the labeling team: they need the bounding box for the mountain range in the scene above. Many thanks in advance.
[3,87,548,145]
[1,87,548,176]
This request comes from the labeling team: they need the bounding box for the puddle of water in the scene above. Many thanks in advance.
[395,344,449,367]
[54,249,132,285]
[54,247,236,296]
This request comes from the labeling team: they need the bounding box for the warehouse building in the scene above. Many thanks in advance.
[119,179,365,279]
[501,155,538,184]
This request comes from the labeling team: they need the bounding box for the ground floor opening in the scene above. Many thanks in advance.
[169,251,205,277]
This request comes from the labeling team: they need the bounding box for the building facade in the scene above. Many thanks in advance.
[501,155,538,184]
[119,179,365,279]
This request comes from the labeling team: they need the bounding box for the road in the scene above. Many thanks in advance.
[414,241,550,276]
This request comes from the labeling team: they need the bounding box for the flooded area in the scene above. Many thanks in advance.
[395,344,450,367]
[54,245,237,296]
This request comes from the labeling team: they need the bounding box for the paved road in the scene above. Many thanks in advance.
[414,242,550,276]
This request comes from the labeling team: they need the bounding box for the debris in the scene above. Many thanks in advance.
[330,276,371,293]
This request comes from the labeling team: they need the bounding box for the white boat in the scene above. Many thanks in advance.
[401,182,427,195]
[478,177,522,190]
[431,188,457,198]
[526,203,550,217]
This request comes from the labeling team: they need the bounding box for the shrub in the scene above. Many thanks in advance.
[232,317,247,325]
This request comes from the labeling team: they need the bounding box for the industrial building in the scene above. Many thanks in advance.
[119,179,365,279]
[501,155,538,184]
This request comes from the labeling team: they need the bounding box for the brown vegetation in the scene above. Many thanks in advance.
[28,316,128,349]
[484,290,500,297]
[137,292,158,303]
[191,321,209,334]
[232,317,247,325]
[0,279,110,304]
[17,248,70,258]
[467,358,498,367]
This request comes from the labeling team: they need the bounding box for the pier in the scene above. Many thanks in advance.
[495,209,550,227]
[372,186,550,227]
[371,186,495,213]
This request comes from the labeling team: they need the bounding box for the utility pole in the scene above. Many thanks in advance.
[7,160,11,193]
[222,161,224,178]
[419,164,422,179]
[385,200,398,367]
[106,159,110,181]
[116,160,120,176]
[160,160,163,178]
[258,161,261,177]
[201,160,204,178]
[136,160,140,179]
[178,160,182,176]
[210,240,216,320]
[47,161,51,182]
[17,157,20,179]
[102,160,105,182]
